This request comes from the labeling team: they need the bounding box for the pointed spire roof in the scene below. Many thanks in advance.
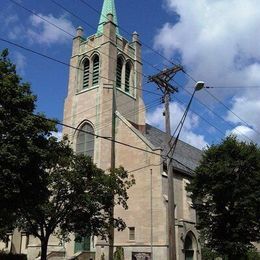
[97,0,120,35]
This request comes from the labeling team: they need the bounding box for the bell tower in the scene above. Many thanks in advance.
[63,0,145,170]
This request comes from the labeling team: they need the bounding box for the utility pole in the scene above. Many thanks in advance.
[149,65,183,260]
[109,82,116,260]
[150,169,153,260]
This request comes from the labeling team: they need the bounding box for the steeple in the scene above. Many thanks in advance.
[97,0,120,35]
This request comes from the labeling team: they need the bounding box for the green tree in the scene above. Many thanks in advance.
[0,49,56,239]
[0,50,135,260]
[17,138,134,260]
[187,136,260,260]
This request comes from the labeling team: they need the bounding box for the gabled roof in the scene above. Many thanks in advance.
[97,0,120,36]
[144,124,203,176]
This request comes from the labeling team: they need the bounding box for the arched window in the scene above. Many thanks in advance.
[184,232,198,260]
[125,62,131,93]
[76,123,94,158]
[83,59,90,89]
[116,57,123,89]
[92,55,99,86]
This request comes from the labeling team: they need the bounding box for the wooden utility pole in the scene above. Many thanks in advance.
[109,82,116,260]
[149,65,183,260]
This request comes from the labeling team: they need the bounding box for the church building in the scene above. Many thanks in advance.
[0,0,202,259]
[62,0,202,259]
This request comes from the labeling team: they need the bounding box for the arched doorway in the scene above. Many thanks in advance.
[184,232,198,260]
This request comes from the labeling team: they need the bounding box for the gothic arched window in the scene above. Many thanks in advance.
[92,55,100,86]
[116,57,123,89]
[125,61,131,93]
[76,123,94,158]
[83,59,90,89]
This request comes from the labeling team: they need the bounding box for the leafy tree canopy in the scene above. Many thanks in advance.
[0,49,56,238]
[187,136,260,259]
[0,50,135,260]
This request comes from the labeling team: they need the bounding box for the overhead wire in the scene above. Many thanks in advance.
[205,89,260,136]
[66,0,259,141]
[28,112,163,157]
[77,0,179,67]
[2,36,254,146]
[49,0,165,73]
[0,37,158,100]
[6,0,254,148]
[8,0,149,83]
[2,0,234,176]
[180,69,260,139]
[171,78,255,143]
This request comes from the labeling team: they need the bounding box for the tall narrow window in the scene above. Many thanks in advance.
[76,123,94,158]
[129,227,135,240]
[75,124,94,253]
[83,59,90,89]
[92,55,99,86]
[116,57,123,88]
[125,62,131,93]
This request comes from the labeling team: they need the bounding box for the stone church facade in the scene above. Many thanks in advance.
[0,1,202,259]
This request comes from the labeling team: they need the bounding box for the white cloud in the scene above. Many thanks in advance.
[13,52,26,75]
[5,12,74,46]
[225,95,260,143]
[27,14,75,45]
[147,102,208,149]
[226,125,259,143]
[154,0,260,144]
[155,0,260,87]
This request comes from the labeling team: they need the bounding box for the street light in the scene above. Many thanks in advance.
[167,81,205,157]
[166,81,204,260]
[148,65,205,260]
[195,81,205,91]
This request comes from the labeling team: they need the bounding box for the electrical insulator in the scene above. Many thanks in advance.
[161,97,165,104]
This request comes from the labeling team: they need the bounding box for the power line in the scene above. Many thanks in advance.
[0,37,158,98]
[205,86,260,89]
[171,79,255,143]
[63,86,160,123]
[77,0,179,67]
[29,112,163,157]
[6,1,248,146]
[67,98,162,147]
[65,97,161,141]
[205,89,260,136]
[9,0,74,37]
[9,0,148,83]
[93,98,161,134]
[180,70,260,139]
[2,37,253,145]
[173,96,226,138]
[45,0,259,143]
[49,0,165,74]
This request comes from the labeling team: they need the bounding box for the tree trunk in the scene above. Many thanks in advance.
[40,237,49,260]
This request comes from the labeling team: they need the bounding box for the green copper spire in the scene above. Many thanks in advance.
[97,0,120,35]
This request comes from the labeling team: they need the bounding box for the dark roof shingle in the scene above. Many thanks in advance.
[144,124,203,175]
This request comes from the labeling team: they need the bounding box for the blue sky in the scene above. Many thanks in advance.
[1,0,260,149]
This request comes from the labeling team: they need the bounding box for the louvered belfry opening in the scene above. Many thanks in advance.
[83,59,90,89]
[125,62,131,93]
[116,57,123,88]
[92,55,100,86]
